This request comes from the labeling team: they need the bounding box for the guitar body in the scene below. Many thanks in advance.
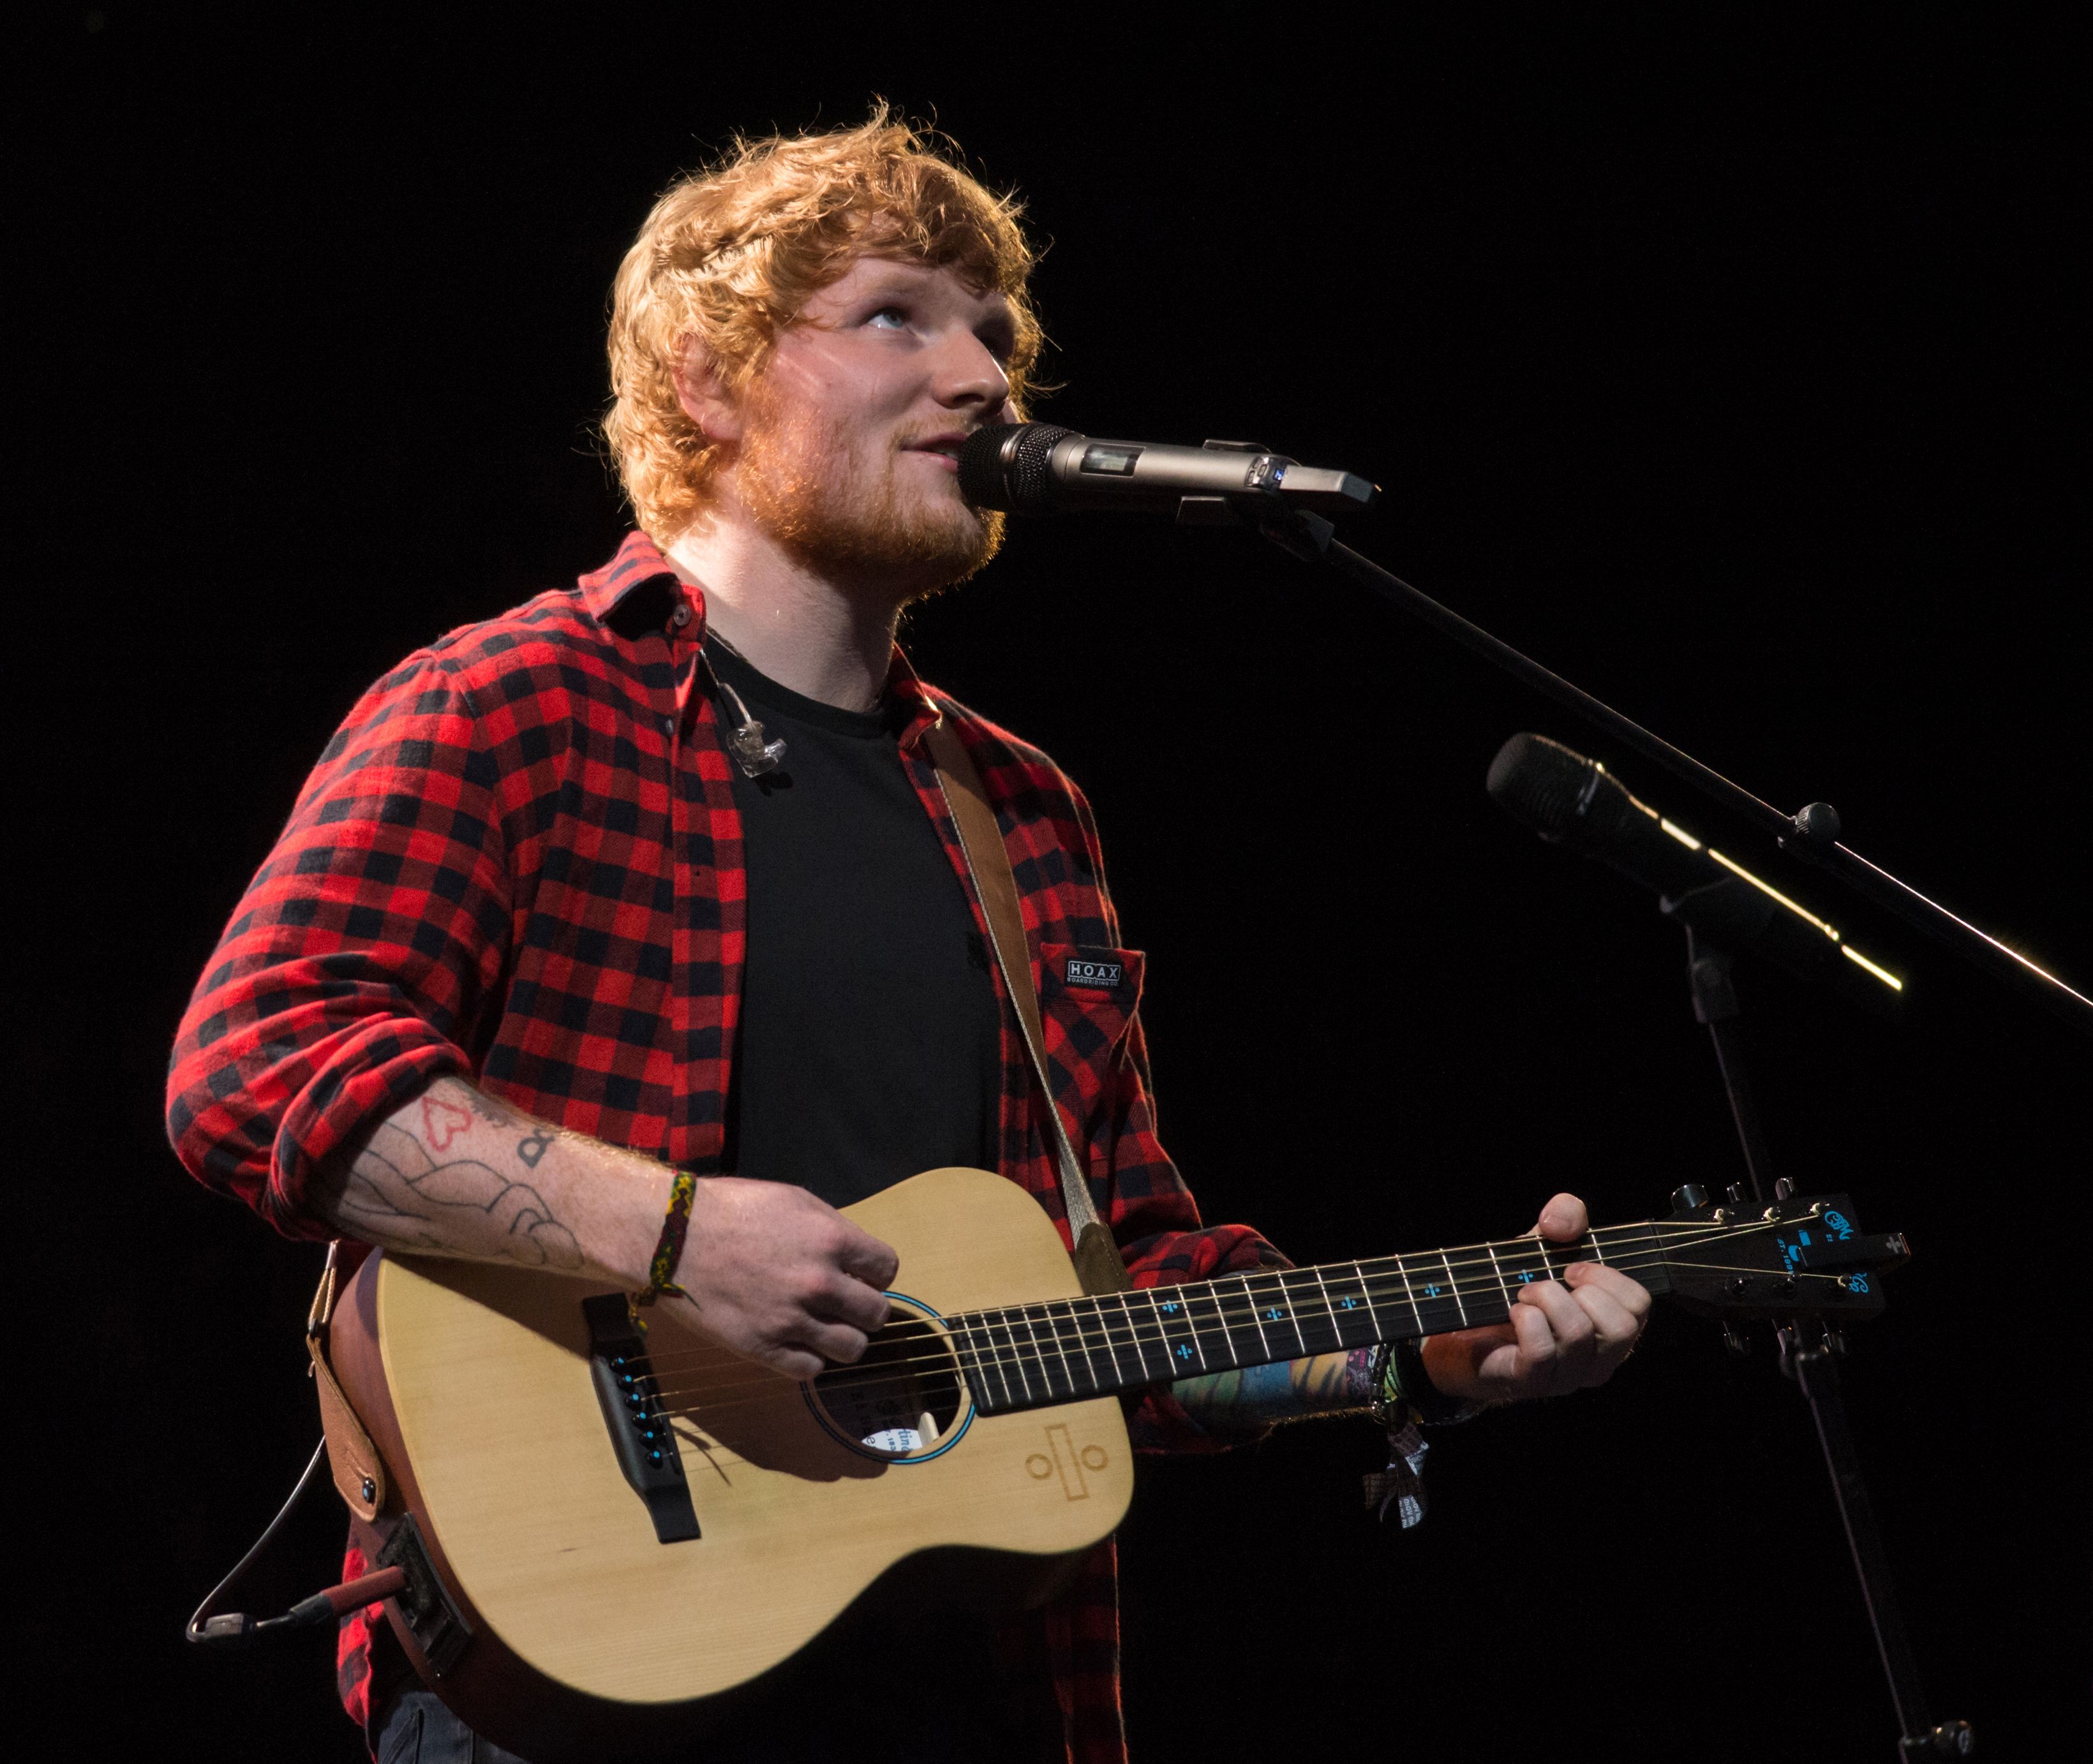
[332,1167,1131,1755]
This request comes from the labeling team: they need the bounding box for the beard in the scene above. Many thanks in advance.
[734,386,1005,594]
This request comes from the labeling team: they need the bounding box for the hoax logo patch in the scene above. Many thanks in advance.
[1063,956,1124,991]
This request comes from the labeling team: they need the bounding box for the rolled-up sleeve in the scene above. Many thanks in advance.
[165,657,511,1239]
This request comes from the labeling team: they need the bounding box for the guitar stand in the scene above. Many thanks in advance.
[1681,927,1974,1760]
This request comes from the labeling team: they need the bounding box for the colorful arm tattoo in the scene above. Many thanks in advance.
[1169,1346,1381,1432]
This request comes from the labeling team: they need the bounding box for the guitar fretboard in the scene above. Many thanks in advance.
[946,1225,1671,1415]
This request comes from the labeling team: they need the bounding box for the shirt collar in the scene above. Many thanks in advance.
[577,530,945,749]
[579,530,700,637]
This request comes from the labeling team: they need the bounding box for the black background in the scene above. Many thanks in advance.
[11,8,2087,1760]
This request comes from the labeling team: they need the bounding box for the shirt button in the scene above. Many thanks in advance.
[660,716,674,736]
[669,604,692,630]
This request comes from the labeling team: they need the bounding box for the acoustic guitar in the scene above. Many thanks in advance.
[326,1165,1905,1758]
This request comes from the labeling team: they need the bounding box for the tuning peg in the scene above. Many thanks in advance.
[1725,1183,1747,1206]
[1671,1182,1709,1217]
[1773,1176,1796,1200]
[1722,1323,1749,1357]
[1828,1330,1849,1358]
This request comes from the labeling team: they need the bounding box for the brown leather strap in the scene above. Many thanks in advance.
[307,1241,387,1520]
[926,717,1130,1294]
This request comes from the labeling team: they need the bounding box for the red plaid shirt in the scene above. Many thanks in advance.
[167,531,1281,1762]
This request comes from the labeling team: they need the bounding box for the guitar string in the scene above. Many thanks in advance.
[637,1256,1848,1421]
[631,1214,1761,1380]
[634,1232,1677,1398]
[634,1250,1856,1444]
[601,1244,1845,1480]
[627,1222,1833,1418]
[629,1217,1812,1407]
[630,1213,1796,1391]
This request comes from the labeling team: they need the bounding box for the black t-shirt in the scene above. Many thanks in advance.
[709,639,1002,1203]
[691,641,1052,1761]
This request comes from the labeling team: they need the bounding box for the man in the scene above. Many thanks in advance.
[167,111,1650,1762]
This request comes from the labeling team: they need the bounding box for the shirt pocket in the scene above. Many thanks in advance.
[1034,943,1147,1136]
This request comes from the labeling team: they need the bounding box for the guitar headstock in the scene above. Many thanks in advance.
[1655,1190,1909,1321]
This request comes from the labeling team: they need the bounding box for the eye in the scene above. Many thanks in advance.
[865,305,909,330]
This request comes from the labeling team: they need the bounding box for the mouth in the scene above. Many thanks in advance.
[902,433,972,471]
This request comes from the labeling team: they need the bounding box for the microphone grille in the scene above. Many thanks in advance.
[1486,732,1600,838]
[958,422,1072,514]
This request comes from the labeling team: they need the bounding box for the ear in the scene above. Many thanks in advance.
[671,337,742,444]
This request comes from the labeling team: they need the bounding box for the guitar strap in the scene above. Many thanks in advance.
[924,715,1133,1296]
[306,1240,385,1521]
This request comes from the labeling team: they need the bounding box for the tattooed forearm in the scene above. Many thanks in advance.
[332,1119,585,1270]
[308,1077,618,1273]
[1172,1347,1381,1430]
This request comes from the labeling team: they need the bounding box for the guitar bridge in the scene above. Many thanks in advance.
[583,1296,700,1544]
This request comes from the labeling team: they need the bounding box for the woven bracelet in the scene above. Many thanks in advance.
[627,1169,697,1330]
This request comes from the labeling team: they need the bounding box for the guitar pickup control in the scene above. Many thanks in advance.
[583,1296,700,1545]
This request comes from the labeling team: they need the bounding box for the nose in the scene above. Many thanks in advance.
[932,328,1011,415]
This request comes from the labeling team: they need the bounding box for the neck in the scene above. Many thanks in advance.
[948,1223,1676,1416]
[662,513,905,713]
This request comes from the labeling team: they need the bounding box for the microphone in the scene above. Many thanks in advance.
[957,423,1378,519]
[1486,732,1904,1011]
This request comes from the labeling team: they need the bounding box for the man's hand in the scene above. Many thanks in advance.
[1419,1192,1650,1407]
[660,1177,900,1382]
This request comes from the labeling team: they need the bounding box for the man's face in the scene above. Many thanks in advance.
[724,256,1020,594]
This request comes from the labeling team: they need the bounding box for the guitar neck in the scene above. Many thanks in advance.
[950,1222,1674,1416]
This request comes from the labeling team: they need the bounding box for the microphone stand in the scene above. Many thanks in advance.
[1680,926,1972,1759]
[1211,493,1997,1755]
[1229,500,2093,1037]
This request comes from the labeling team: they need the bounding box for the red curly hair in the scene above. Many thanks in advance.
[604,107,1044,542]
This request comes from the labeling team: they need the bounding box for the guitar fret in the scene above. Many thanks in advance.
[1114,1291,1162,1383]
[1093,1294,1130,1386]
[1017,1304,1063,1401]
[1191,1282,1231,1375]
[1402,1253,1465,1338]
[1441,1251,1469,1327]
[1240,1274,1275,1363]
[1350,1260,1392,1345]
[1283,1272,1311,1356]
[1062,1294,1106,1392]
[971,1311,1015,1411]
[1392,1256,1420,1338]
[1041,1300,1080,1397]
[1499,1235,1553,1297]
[1310,1266,1352,1356]
[995,1308,1036,1406]
[949,1313,990,1409]
[1482,1240,1513,1324]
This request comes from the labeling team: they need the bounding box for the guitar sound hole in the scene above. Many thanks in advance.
[810,1310,965,1459]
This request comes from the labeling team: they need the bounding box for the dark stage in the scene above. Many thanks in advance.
[12,10,2087,1758]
